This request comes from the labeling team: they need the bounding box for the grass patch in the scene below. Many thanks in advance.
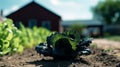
[104,48,113,53]
[105,36,120,42]
[90,43,98,48]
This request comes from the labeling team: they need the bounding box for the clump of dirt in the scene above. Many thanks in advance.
[87,47,120,67]
[0,47,120,67]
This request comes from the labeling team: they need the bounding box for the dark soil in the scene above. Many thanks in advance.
[0,47,120,67]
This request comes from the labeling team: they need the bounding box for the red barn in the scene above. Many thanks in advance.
[6,1,61,32]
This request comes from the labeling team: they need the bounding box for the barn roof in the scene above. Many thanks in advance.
[62,20,103,26]
[6,1,61,18]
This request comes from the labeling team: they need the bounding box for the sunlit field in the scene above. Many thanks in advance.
[0,19,120,67]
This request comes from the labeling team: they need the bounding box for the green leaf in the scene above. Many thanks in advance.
[17,45,24,53]
[0,48,11,55]
[0,39,10,49]
[49,33,77,50]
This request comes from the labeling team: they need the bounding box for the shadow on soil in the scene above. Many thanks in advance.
[27,58,90,67]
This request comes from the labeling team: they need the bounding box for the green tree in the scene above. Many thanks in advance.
[92,0,120,25]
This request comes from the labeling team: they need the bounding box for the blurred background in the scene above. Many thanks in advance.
[0,1,120,66]
[0,0,120,38]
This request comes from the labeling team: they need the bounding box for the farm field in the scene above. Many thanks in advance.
[1,0,120,67]
[0,39,120,67]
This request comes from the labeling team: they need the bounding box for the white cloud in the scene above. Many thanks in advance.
[60,9,93,20]
[64,1,80,6]
[11,6,19,11]
[89,0,100,6]
[63,14,79,20]
[4,5,19,16]
[62,13,92,20]
[50,0,80,6]
[50,0,61,6]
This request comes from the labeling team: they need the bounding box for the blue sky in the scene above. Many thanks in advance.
[0,0,101,20]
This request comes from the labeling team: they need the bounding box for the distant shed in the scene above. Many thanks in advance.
[62,20,103,37]
[6,1,61,32]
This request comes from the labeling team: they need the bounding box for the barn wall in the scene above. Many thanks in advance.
[7,2,61,32]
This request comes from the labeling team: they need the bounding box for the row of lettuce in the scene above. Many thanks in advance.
[0,19,52,56]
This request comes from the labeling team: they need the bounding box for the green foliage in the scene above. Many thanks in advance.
[92,0,120,24]
[68,24,86,35]
[0,19,52,56]
[18,23,52,49]
[105,36,120,42]
[90,43,98,48]
[104,48,113,53]
[50,33,78,50]
[49,30,88,51]
[104,32,111,37]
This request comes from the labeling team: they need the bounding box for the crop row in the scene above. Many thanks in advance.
[0,19,52,56]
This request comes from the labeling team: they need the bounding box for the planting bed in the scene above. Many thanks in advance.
[0,39,120,67]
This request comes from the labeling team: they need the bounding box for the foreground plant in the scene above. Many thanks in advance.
[35,30,93,59]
